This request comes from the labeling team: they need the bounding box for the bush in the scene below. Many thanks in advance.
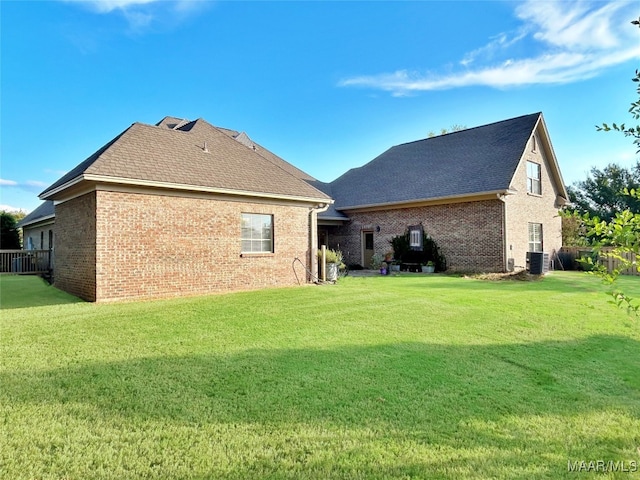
[317,248,343,265]
[389,229,447,272]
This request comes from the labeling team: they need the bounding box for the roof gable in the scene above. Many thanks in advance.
[328,113,549,210]
[40,118,330,203]
[17,200,55,228]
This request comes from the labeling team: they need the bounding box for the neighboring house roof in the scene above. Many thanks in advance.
[17,200,55,228]
[324,112,567,212]
[40,117,331,204]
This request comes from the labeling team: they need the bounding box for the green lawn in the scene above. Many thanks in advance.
[1,272,639,479]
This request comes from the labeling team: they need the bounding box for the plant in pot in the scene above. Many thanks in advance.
[317,248,343,281]
[390,229,447,273]
[421,260,435,273]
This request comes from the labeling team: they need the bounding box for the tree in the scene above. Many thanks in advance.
[576,189,640,315]
[597,18,640,152]
[576,17,640,316]
[427,124,467,138]
[0,211,21,249]
[567,162,640,222]
[561,214,588,247]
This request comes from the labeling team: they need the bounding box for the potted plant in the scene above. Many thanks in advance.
[421,261,435,273]
[317,248,343,281]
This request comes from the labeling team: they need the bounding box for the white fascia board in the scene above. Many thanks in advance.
[41,174,333,206]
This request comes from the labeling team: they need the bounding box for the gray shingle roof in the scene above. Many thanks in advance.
[40,118,330,203]
[308,181,349,220]
[327,112,542,210]
[17,200,55,228]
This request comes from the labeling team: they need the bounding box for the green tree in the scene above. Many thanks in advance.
[597,18,640,152]
[576,189,640,315]
[0,211,21,249]
[427,124,467,138]
[567,162,640,222]
[575,17,640,316]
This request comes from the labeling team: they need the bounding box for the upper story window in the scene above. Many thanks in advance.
[531,134,537,153]
[241,213,273,253]
[527,161,541,195]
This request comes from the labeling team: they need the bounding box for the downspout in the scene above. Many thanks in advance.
[309,203,330,282]
[497,193,509,272]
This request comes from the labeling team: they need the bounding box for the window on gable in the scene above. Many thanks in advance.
[528,223,543,252]
[241,213,273,253]
[527,161,541,195]
[531,134,537,152]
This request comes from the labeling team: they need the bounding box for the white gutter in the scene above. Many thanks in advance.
[497,193,509,272]
[17,214,55,229]
[40,173,333,205]
[309,203,330,282]
[338,189,515,211]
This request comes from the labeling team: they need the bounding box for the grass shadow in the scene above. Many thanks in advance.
[3,335,638,426]
[3,335,639,478]
[0,275,83,310]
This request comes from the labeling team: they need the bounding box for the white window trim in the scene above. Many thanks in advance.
[241,213,274,254]
[527,161,542,195]
[528,222,543,252]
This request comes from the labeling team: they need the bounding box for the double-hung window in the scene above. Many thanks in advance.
[528,223,543,252]
[408,224,423,251]
[241,213,273,253]
[527,161,541,195]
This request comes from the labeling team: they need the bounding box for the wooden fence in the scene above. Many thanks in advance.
[0,250,52,275]
[558,247,638,276]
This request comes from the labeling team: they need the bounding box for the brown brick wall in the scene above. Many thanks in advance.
[504,132,563,269]
[91,190,312,302]
[329,199,506,272]
[54,192,97,301]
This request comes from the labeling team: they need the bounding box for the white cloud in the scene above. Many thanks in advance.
[64,0,160,14]
[61,0,209,31]
[340,0,640,95]
[1,178,50,193]
[0,204,27,213]
[516,1,626,50]
[460,30,528,67]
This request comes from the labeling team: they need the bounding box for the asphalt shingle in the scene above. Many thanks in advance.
[17,200,55,228]
[327,113,541,210]
[40,118,330,202]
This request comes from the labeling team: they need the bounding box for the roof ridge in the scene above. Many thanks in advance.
[398,112,541,147]
[40,116,331,203]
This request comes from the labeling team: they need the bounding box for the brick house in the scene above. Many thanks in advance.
[316,113,569,272]
[35,111,567,301]
[17,200,55,251]
[39,117,332,302]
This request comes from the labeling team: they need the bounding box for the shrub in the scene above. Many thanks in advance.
[317,248,343,265]
[389,230,447,272]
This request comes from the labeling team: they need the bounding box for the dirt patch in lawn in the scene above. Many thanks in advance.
[467,270,544,282]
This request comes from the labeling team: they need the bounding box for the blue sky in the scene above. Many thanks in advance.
[1,0,639,213]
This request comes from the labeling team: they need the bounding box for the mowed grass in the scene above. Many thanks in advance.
[1,272,639,479]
